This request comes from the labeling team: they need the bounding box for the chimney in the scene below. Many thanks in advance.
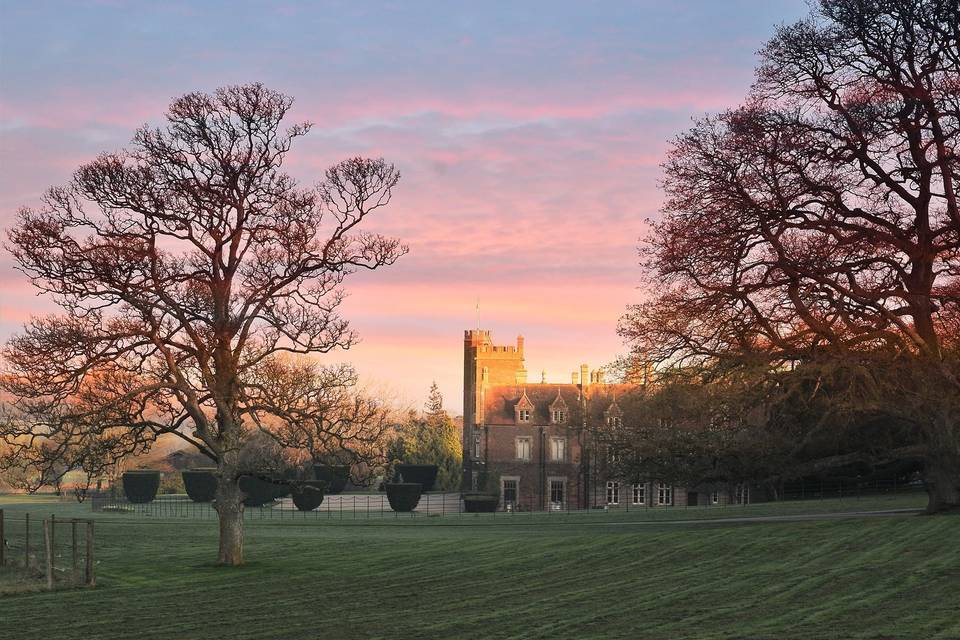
[596,368,605,384]
[517,335,524,354]
[571,371,579,385]
[580,364,590,389]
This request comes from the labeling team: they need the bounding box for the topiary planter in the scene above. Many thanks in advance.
[395,464,439,492]
[182,468,218,503]
[291,481,326,511]
[385,483,422,512]
[312,464,350,494]
[239,475,288,507]
[463,494,499,513]
[122,470,161,504]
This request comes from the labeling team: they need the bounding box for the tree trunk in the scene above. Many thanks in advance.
[215,474,244,565]
[925,455,960,514]
[922,406,960,514]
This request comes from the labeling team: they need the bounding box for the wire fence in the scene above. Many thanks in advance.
[0,509,95,592]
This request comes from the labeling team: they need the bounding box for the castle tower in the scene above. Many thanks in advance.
[462,330,525,488]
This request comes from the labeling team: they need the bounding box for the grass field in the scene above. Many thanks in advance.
[0,492,957,640]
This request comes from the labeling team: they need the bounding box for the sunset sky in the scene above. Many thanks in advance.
[0,0,809,413]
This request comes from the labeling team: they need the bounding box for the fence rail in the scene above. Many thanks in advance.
[0,509,95,592]
[86,477,922,521]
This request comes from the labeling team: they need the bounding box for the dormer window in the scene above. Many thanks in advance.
[605,401,623,428]
[549,390,568,424]
[515,389,534,424]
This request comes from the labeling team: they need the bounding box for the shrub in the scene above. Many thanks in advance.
[182,469,218,502]
[385,482,422,512]
[312,464,350,494]
[238,475,287,507]
[122,470,161,504]
[159,472,185,495]
[395,464,439,492]
[463,494,499,513]
[291,481,326,511]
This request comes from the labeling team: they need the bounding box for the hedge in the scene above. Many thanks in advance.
[385,483,422,512]
[182,469,218,503]
[239,475,288,507]
[312,464,350,494]
[395,464,439,492]
[122,470,161,504]
[463,494,499,513]
[291,481,326,511]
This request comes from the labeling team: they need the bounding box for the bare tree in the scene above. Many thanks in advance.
[1,83,406,563]
[253,359,393,483]
[620,0,960,511]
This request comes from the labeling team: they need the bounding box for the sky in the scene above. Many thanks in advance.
[0,0,810,414]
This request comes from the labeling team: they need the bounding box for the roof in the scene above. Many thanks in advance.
[480,382,639,426]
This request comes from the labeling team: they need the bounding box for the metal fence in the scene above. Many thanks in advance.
[87,476,922,521]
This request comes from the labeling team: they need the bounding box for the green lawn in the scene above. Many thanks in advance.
[0,493,956,640]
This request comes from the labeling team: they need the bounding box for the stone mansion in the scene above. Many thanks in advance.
[461,329,752,510]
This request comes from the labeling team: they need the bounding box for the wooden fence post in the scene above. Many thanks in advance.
[85,520,95,587]
[72,520,79,578]
[43,519,54,590]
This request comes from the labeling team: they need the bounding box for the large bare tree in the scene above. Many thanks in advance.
[620,0,960,511]
[1,83,406,563]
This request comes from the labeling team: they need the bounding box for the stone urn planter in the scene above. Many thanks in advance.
[385,482,423,512]
[181,468,218,503]
[122,470,161,504]
[291,481,326,511]
[463,493,499,513]
[312,464,350,494]
[395,464,439,492]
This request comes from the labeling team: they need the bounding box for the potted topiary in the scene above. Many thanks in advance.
[395,464,439,492]
[463,493,499,513]
[291,480,326,511]
[122,469,162,504]
[312,464,350,494]
[385,482,422,512]
[238,475,288,507]
[181,468,218,502]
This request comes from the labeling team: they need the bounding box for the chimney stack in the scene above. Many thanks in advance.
[580,364,590,389]
[571,371,579,385]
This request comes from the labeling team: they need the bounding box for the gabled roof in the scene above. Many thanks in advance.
[480,382,640,426]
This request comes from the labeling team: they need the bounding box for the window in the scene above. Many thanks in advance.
[550,479,565,507]
[735,484,750,505]
[516,437,532,461]
[632,483,645,505]
[606,481,620,505]
[606,415,622,428]
[502,478,518,505]
[550,437,566,462]
[551,409,565,424]
[518,409,531,422]
[711,491,719,505]
[473,433,481,458]
[606,445,620,465]
[657,482,672,506]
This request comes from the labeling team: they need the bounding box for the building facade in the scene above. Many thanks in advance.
[462,329,752,510]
